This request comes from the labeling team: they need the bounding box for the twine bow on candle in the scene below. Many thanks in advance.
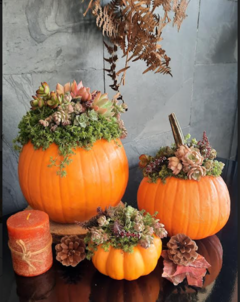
[8,238,52,272]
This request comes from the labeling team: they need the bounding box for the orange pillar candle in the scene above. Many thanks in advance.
[7,210,53,277]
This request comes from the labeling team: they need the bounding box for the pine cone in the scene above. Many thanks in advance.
[167,234,198,266]
[55,235,85,267]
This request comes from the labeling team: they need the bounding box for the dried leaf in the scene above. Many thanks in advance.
[162,250,211,287]
[116,66,130,76]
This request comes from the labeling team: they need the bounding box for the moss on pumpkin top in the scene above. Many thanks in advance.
[13,81,127,176]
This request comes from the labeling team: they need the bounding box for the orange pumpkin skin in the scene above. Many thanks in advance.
[92,236,162,281]
[18,139,129,223]
[196,235,223,287]
[137,176,230,240]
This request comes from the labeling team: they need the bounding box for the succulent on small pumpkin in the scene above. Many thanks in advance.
[36,82,50,97]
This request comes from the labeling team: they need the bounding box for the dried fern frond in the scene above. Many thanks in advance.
[173,0,189,31]
[82,0,189,95]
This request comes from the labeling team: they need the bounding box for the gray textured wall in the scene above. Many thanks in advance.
[3,0,238,215]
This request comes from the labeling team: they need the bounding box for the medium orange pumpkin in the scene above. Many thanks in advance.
[18,139,128,223]
[92,235,162,281]
[137,176,230,239]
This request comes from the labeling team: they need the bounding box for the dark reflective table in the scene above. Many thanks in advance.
[1,159,238,302]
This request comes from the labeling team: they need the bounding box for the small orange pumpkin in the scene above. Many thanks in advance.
[137,176,230,239]
[92,235,162,281]
[18,139,129,223]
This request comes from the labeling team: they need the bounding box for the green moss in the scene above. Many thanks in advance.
[13,107,123,176]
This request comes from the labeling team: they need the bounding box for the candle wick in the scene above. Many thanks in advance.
[26,213,31,220]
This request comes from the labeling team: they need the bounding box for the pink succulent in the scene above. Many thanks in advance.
[168,157,182,175]
[175,145,191,160]
[182,148,204,167]
[56,82,71,95]
[187,165,206,181]
[77,87,92,101]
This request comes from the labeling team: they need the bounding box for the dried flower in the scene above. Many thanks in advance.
[168,157,182,175]
[187,165,206,181]
[197,131,212,158]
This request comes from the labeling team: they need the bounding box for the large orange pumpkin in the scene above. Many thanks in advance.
[18,139,128,223]
[92,235,162,281]
[137,176,230,239]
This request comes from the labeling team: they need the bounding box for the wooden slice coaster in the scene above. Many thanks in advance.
[24,201,124,243]
[24,205,87,243]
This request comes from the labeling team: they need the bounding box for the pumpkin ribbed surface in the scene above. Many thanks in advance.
[92,236,162,281]
[18,139,129,224]
[137,176,230,239]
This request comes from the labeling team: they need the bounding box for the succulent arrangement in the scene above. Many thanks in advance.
[78,203,167,260]
[14,81,128,176]
[139,132,225,183]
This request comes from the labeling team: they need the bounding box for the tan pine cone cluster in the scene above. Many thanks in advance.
[55,235,85,267]
[167,234,198,266]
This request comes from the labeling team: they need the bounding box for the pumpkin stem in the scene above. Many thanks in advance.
[169,113,185,147]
